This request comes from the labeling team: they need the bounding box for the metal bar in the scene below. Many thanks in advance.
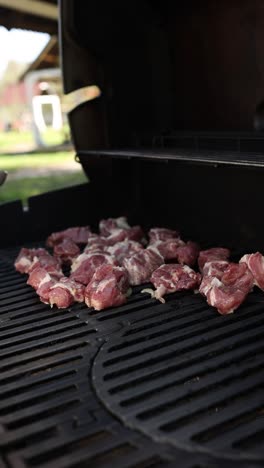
[78,149,264,168]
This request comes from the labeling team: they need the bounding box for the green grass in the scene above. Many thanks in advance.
[0,128,68,152]
[42,128,68,146]
[0,131,34,151]
[0,172,87,205]
[0,151,77,172]
[0,149,88,206]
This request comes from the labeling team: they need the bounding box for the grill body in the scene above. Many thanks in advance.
[1,0,264,466]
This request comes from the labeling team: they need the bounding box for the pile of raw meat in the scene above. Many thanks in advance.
[14,217,264,315]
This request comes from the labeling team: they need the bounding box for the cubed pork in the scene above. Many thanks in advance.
[148,227,180,244]
[198,247,230,271]
[53,238,80,265]
[85,264,129,310]
[199,262,254,314]
[240,252,264,290]
[49,278,85,308]
[15,248,50,274]
[122,248,164,285]
[70,252,118,285]
[46,226,91,247]
[106,226,145,245]
[84,235,109,254]
[146,264,201,303]
[99,217,131,236]
[107,239,144,263]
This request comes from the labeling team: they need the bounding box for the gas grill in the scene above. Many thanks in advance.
[1,0,264,466]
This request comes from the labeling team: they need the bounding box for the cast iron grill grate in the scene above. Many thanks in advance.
[0,245,263,467]
[93,296,264,463]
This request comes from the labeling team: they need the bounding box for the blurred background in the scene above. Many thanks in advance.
[0,0,86,205]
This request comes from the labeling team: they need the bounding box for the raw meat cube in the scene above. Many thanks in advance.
[122,248,164,285]
[107,239,143,263]
[47,226,91,247]
[198,247,230,271]
[147,264,201,303]
[99,217,130,236]
[240,252,264,290]
[70,252,118,285]
[85,264,129,310]
[53,238,80,264]
[200,262,254,314]
[148,227,179,244]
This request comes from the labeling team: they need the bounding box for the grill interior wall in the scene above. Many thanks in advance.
[62,0,264,152]
[1,153,264,251]
[110,158,264,252]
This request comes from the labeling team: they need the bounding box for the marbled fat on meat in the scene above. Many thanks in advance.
[70,252,118,285]
[122,248,164,285]
[48,287,74,308]
[207,287,248,316]
[221,263,253,290]
[240,252,264,290]
[28,251,62,276]
[176,241,200,266]
[27,267,84,308]
[54,277,85,302]
[149,238,184,261]
[200,262,254,314]
[49,278,85,308]
[107,239,143,263]
[46,226,91,247]
[37,280,58,304]
[148,227,179,244]
[27,267,58,304]
[14,248,49,274]
[199,261,230,295]
[27,266,55,290]
[106,226,144,245]
[202,260,230,278]
[198,247,230,271]
[148,237,199,265]
[149,264,201,302]
[85,264,129,310]
[53,238,80,264]
[99,217,130,236]
[84,235,109,253]
[14,247,62,276]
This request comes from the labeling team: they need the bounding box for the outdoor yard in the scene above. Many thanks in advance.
[0,128,69,152]
[0,148,87,205]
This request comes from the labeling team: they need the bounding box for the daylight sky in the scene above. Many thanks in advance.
[0,26,50,77]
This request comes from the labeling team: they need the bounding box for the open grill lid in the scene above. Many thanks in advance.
[61,0,264,156]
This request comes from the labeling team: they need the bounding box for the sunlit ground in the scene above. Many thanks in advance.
[0,128,69,152]
[0,130,87,206]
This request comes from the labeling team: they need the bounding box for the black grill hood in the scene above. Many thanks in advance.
[60,0,264,152]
